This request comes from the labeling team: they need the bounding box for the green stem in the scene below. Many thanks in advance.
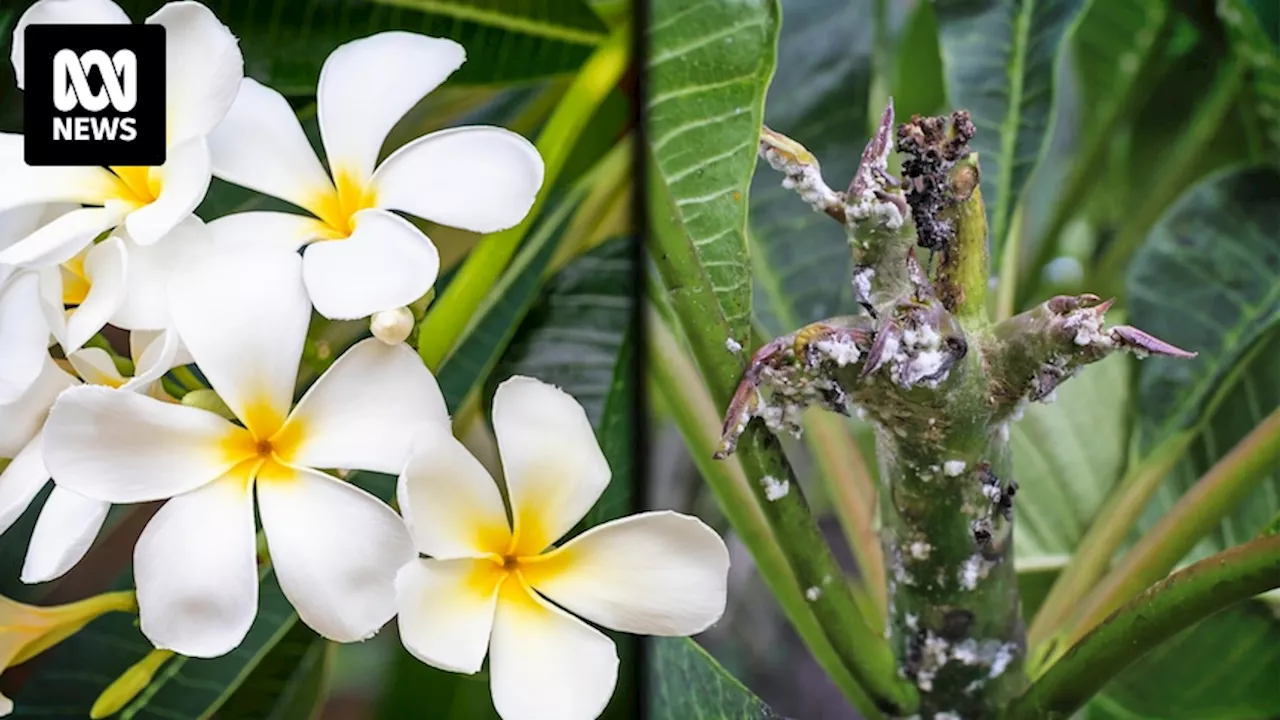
[647,310,883,719]
[1025,429,1195,665]
[417,24,629,369]
[1057,405,1280,659]
[1004,533,1280,719]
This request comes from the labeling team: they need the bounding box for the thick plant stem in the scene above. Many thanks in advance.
[718,105,1193,718]
[870,352,1027,718]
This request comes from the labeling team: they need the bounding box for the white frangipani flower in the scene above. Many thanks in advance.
[206,31,544,320]
[0,329,181,585]
[43,247,449,657]
[0,0,243,267]
[395,377,730,720]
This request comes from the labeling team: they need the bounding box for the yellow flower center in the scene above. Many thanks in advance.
[309,170,377,239]
[219,399,309,486]
[109,166,161,207]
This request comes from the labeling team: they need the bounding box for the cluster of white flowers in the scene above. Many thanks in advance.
[0,2,730,718]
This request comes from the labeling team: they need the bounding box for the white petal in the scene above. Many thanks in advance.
[208,78,334,215]
[21,485,109,583]
[0,435,51,536]
[122,137,211,246]
[67,347,126,387]
[302,209,439,320]
[0,272,51,404]
[257,464,415,642]
[167,243,309,435]
[111,217,207,331]
[0,356,75,457]
[397,423,511,560]
[0,205,122,268]
[123,327,184,392]
[0,203,75,255]
[523,511,729,636]
[318,33,465,185]
[11,0,129,88]
[373,127,543,234]
[0,135,126,212]
[134,467,258,658]
[61,236,127,353]
[43,385,251,503]
[280,338,448,473]
[489,577,619,720]
[146,2,243,145]
[207,211,328,252]
[129,327,192,371]
[394,557,503,674]
[493,376,611,556]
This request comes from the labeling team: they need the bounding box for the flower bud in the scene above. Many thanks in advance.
[371,306,415,345]
[91,649,174,719]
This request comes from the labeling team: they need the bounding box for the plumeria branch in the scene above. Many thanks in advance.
[716,102,1195,717]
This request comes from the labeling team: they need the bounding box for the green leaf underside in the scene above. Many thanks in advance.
[217,622,331,720]
[646,0,779,346]
[648,637,782,720]
[1012,352,1131,559]
[1097,166,1280,719]
[1127,166,1280,440]
[113,0,605,91]
[933,0,1086,255]
[749,0,875,336]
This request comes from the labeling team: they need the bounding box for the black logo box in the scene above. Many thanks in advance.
[24,23,166,167]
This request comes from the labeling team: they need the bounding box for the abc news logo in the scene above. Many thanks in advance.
[24,24,165,166]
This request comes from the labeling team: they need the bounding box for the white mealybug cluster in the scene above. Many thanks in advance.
[943,459,966,477]
[761,474,790,501]
[805,586,822,601]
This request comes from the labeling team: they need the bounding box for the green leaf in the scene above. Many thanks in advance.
[646,0,779,346]
[933,0,1088,255]
[219,623,333,720]
[111,0,605,91]
[15,569,299,719]
[748,0,875,336]
[1127,165,1280,440]
[1012,352,1131,559]
[648,637,782,720]
[1220,0,1280,150]
[1137,331,1280,562]
[891,1,947,121]
[1086,603,1280,720]
[1101,167,1280,720]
